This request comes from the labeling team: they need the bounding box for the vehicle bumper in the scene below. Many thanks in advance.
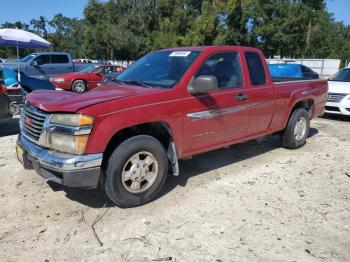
[17,134,103,189]
[325,99,350,115]
[51,82,71,90]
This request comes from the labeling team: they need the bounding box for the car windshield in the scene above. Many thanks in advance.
[117,50,201,88]
[79,65,100,73]
[329,68,350,82]
[19,54,36,62]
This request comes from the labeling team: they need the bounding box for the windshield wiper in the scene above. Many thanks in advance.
[112,79,127,85]
[123,80,153,88]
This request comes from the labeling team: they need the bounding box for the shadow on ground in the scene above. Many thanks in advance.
[0,117,19,137]
[321,114,350,122]
[51,128,317,208]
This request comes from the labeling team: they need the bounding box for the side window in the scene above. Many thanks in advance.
[245,52,266,85]
[34,55,51,65]
[96,67,106,73]
[51,55,69,64]
[196,52,242,89]
[301,65,311,74]
[105,66,114,73]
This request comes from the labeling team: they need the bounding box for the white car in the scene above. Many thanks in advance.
[325,67,350,115]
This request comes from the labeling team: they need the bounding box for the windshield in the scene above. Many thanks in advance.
[79,65,100,73]
[117,50,201,88]
[19,54,36,62]
[329,68,350,82]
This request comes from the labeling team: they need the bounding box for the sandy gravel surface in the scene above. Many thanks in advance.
[0,115,349,262]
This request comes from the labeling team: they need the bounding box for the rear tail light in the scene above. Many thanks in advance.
[0,85,6,94]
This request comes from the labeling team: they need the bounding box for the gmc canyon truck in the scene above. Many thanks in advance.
[0,52,89,79]
[16,46,328,207]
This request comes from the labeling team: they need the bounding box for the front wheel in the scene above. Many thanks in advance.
[72,80,87,93]
[105,135,168,208]
[282,108,310,149]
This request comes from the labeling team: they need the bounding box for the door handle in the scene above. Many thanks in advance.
[235,93,249,101]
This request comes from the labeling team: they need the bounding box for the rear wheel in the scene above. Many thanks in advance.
[282,108,310,149]
[105,135,168,208]
[72,80,87,93]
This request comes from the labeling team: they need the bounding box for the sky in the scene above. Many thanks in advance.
[0,0,349,26]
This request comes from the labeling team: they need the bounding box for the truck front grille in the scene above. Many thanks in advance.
[21,103,48,142]
[327,93,347,102]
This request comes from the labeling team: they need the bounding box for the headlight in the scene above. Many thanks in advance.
[53,78,65,83]
[47,133,89,154]
[46,114,94,154]
[50,114,94,126]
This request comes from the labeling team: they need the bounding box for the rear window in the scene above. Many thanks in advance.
[51,55,69,64]
[245,52,266,85]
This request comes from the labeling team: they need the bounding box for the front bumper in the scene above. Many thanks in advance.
[50,81,71,90]
[17,134,103,188]
[325,99,350,115]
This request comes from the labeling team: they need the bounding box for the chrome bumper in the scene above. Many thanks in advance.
[17,134,103,188]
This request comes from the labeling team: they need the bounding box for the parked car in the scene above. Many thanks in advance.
[325,67,350,115]
[0,73,12,123]
[50,64,126,92]
[16,46,327,207]
[73,59,94,64]
[0,52,91,79]
[0,68,55,117]
[1,68,55,93]
[268,64,319,80]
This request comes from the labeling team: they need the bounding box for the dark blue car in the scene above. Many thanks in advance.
[0,69,54,122]
[2,68,55,93]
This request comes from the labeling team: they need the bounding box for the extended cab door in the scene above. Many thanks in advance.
[243,51,275,135]
[50,54,73,75]
[182,51,250,154]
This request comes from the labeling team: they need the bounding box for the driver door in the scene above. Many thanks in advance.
[28,55,51,78]
[182,51,250,154]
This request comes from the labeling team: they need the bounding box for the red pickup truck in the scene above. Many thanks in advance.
[16,46,327,207]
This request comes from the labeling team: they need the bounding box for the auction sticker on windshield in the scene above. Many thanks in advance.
[169,51,191,57]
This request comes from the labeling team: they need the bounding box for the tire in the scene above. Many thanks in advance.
[282,108,310,149]
[72,80,87,93]
[105,135,168,208]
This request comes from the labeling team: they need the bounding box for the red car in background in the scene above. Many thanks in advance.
[50,64,125,93]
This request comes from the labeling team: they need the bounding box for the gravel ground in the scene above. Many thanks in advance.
[0,115,349,262]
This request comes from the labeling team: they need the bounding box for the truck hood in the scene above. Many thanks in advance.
[328,80,350,94]
[27,85,153,112]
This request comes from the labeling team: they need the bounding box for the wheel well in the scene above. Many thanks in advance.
[101,122,173,170]
[21,85,31,93]
[292,99,314,117]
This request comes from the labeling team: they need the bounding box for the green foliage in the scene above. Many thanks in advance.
[0,0,350,63]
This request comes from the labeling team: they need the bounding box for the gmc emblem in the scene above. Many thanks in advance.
[23,116,33,126]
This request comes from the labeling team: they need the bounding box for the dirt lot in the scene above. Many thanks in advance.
[0,115,349,262]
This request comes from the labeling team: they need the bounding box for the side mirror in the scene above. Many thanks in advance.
[188,75,218,94]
